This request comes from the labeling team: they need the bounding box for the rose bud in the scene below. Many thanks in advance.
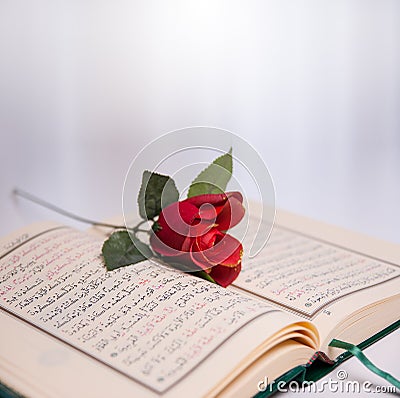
[150,192,245,287]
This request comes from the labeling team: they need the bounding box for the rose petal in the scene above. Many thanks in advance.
[194,233,243,268]
[227,191,243,203]
[150,233,190,256]
[155,201,199,250]
[181,235,193,252]
[189,244,213,271]
[187,219,215,238]
[193,228,221,251]
[184,193,228,208]
[159,201,199,234]
[216,192,245,231]
[197,203,218,221]
[184,192,244,224]
[209,263,241,287]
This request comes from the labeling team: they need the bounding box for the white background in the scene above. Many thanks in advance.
[0,1,399,396]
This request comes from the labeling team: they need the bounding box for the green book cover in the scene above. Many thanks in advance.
[254,320,400,397]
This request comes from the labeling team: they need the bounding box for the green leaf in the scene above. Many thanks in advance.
[102,230,153,271]
[187,148,233,198]
[152,221,162,232]
[138,171,179,220]
[193,270,216,284]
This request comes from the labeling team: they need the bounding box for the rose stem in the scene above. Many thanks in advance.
[12,188,146,232]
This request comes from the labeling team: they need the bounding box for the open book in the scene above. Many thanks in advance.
[0,209,399,397]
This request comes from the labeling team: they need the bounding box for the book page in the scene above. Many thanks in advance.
[0,222,303,396]
[233,217,400,320]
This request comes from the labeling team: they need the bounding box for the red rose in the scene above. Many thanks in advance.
[150,192,245,287]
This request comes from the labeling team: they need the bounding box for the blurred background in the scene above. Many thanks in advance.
[1,0,399,242]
